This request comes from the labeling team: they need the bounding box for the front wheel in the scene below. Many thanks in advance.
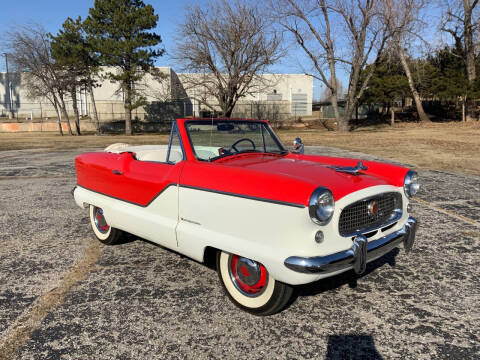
[217,251,294,315]
[89,205,122,245]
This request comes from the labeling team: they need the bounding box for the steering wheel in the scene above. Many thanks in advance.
[230,138,256,152]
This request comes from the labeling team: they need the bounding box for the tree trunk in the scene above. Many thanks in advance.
[125,107,132,135]
[343,104,357,132]
[463,0,476,121]
[330,95,348,131]
[390,107,395,126]
[225,108,233,117]
[398,47,430,122]
[88,82,100,133]
[58,96,73,135]
[71,87,81,136]
[124,82,133,135]
[53,100,63,136]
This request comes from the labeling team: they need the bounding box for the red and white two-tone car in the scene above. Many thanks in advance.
[73,118,419,315]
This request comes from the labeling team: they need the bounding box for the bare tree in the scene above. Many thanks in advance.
[442,0,479,121]
[174,0,283,117]
[4,25,74,135]
[384,0,430,122]
[272,0,394,131]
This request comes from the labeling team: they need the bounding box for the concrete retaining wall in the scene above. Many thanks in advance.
[0,119,97,133]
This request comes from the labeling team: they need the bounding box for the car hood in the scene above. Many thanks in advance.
[213,153,408,203]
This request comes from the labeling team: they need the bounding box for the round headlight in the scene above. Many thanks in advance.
[309,187,335,225]
[404,170,420,198]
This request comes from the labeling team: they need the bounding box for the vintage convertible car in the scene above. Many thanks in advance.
[73,118,419,315]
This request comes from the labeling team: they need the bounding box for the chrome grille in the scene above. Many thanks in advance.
[339,192,402,236]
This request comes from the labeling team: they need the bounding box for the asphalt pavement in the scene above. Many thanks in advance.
[0,146,479,359]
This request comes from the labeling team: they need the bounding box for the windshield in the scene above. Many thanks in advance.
[186,120,287,161]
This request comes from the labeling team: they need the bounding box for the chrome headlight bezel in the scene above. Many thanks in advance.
[404,170,420,198]
[309,187,335,225]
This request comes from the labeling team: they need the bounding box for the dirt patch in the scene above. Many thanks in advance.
[0,240,103,360]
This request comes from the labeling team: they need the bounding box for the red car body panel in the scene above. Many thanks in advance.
[75,118,409,207]
[76,152,183,206]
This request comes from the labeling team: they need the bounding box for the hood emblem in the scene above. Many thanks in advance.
[367,200,379,217]
[328,161,368,175]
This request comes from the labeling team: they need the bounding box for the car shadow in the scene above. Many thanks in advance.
[110,232,138,245]
[115,235,399,315]
[294,248,399,297]
[325,334,384,359]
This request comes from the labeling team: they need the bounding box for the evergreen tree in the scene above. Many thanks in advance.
[84,0,164,135]
[51,17,101,134]
[360,56,410,112]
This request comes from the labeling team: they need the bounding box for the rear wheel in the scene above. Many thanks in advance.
[89,205,122,245]
[216,251,293,316]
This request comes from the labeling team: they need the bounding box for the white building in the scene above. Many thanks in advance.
[0,67,312,121]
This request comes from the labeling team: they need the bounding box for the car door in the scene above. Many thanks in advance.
[107,122,185,249]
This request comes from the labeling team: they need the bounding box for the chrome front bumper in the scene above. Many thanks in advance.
[284,217,418,275]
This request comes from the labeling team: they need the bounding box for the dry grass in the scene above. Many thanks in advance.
[278,121,480,176]
[0,121,478,175]
[0,132,171,151]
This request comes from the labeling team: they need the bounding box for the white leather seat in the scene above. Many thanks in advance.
[136,149,168,162]
[105,144,183,164]
[168,150,183,163]
[135,149,183,163]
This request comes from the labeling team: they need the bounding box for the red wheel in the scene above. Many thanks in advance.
[89,205,122,245]
[228,254,268,296]
[217,251,293,315]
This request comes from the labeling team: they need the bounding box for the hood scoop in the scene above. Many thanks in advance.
[328,161,368,175]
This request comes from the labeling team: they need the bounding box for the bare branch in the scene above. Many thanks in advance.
[173,0,283,117]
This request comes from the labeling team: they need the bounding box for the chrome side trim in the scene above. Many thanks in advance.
[284,217,418,275]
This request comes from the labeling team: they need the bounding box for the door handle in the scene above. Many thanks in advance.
[112,170,123,175]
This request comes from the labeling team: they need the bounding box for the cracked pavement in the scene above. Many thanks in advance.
[0,146,479,359]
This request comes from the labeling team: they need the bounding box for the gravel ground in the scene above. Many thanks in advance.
[0,146,479,359]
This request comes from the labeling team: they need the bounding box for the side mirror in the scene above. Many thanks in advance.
[293,137,304,154]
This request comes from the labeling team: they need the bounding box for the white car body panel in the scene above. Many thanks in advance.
[75,185,179,249]
[74,182,409,285]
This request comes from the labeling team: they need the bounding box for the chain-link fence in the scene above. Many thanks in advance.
[0,99,330,133]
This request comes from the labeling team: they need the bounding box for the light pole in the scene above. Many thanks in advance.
[4,53,14,118]
[193,88,196,118]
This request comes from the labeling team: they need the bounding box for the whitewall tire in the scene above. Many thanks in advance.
[217,251,294,315]
[89,205,122,245]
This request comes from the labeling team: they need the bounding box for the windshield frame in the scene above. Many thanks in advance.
[184,119,288,162]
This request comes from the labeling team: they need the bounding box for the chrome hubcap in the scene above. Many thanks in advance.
[237,258,261,286]
[93,207,109,234]
[228,254,268,297]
